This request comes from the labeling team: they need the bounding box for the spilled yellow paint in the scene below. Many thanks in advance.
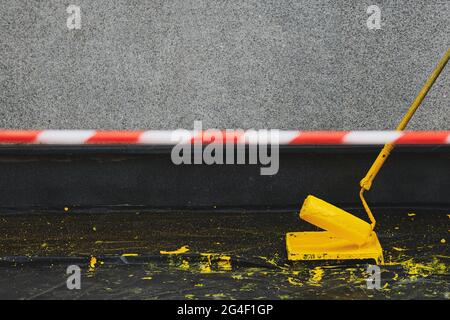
[122,253,139,257]
[199,253,213,273]
[287,277,303,287]
[89,256,97,271]
[307,267,324,286]
[217,255,232,271]
[206,293,227,298]
[198,253,233,273]
[160,245,190,255]
[258,255,279,267]
[385,257,448,281]
[179,259,190,270]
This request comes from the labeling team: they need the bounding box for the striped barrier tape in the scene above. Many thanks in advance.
[0,130,449,145]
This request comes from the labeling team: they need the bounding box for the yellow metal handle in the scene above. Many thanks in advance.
[360,48,450,191]
[359,48,450,230]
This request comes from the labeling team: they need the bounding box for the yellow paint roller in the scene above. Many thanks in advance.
[287,48,450,263]
[300,195,372,246]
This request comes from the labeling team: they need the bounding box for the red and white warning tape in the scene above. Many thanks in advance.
[0,130,449,145]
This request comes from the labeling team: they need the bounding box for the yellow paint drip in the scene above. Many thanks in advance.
[160,245,190,255]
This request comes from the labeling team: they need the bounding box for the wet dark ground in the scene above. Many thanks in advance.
[0,208,448,299]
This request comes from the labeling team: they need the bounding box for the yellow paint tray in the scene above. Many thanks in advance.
[286,231,384,264]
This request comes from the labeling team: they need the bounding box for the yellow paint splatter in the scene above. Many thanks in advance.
[392,273,399,281]
[308,267,324,286]
[258,255,279,267]
[407,213,416,217]
[199,253,213,273]
[89,256,97,271]
[393,247,407,252]
[179,259,190,270]
[160,245,190,255]
[210,293,227,298]
[194,283,204,287]
[199,253,232,273]
[399,258,448,281]
[185,294,195,299]
[142,276,152,280]
[287,277,303,287]
[218,255,232,271]
[199,263,212,273]
[122,253,139,257]
[440,239,446,244]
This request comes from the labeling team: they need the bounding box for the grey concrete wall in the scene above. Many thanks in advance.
[0,0,448,130]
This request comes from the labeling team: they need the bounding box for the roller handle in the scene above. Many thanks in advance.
[360,48,450,191]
